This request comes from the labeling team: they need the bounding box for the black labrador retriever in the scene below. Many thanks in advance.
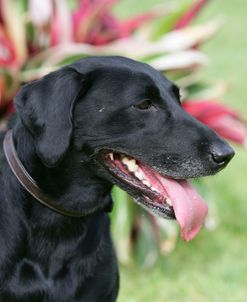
[0,56,234,301]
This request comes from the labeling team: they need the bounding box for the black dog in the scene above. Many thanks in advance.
[0,56,234,301]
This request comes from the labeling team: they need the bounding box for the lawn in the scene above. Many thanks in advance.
[114,0,247,301]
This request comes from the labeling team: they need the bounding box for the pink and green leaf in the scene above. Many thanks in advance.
[174,0,209,29]
[149,0,194,40]
[183,100,247,146]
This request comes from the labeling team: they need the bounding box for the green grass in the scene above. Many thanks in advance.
[114,0,247,301]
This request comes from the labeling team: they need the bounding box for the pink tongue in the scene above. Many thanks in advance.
[155,174,208,241]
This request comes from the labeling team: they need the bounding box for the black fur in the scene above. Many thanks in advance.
[0,56,234,301]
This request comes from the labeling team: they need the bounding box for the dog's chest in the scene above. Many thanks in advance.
[3,216,118,301]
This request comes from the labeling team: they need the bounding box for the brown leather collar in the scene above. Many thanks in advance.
[3,130,87,218]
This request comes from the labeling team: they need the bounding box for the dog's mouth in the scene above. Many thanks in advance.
[102,151,208,241]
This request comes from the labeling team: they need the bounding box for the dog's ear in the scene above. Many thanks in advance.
[14,67,84,167]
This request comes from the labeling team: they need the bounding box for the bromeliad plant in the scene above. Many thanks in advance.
[0,0,246,267]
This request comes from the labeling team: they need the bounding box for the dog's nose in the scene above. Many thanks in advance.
[211,144,235,165]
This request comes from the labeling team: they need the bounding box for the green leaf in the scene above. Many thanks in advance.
[150,0,194,40]
[133,212,159,269]
[148,50,208,72]
[186,81,228,100]
[155,216,179,256]
[0,68,19,98]
[111,187,136,266]
[2,0,27,62]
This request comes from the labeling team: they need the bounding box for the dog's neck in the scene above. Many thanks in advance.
[1,125,113,267]
[6,121,112,231]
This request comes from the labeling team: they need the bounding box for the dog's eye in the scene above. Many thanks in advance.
[134,100,154,110]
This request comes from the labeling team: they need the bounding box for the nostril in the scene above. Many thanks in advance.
[211,148,235,164]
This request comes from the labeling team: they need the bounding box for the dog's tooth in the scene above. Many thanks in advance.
[151,186,159,193]
[109,153,114,161]
[166,198,173,207]
[128,159,138,172]
[122,157,138,172]
[143,180,151,188]
[135,171,144,180]
[122,157,130,165]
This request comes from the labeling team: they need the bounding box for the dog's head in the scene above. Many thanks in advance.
[14,56,234,240]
